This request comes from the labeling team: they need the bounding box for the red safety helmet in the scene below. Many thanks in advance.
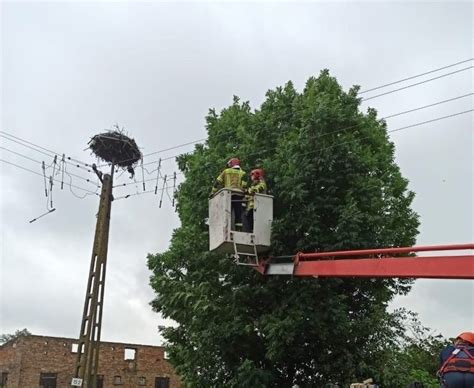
[250,168,264,180]
[227,158,240,168]
[457,332,474,345]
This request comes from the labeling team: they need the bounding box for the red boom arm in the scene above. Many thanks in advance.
[256,244,474,279]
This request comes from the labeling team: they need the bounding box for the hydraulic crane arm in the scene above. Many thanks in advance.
[256,244,474,279]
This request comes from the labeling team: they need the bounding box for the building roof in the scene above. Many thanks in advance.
[0,334,165,350]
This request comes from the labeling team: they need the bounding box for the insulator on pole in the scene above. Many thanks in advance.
[49,176,54,209]
[29,208,56,224]
[61,154,65,190]
[42,161,48,197]
[159,174,167,208]
[154,158,161,195]
[172,172,177,207]
[141,157,146,191]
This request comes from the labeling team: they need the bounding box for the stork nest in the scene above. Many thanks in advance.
[88,130,141,168]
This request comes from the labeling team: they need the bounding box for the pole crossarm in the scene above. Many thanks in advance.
[258,244,474,279]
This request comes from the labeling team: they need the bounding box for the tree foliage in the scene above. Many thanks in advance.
[148,70,419,387]
[377,310,449,388]
[0,328,31,345]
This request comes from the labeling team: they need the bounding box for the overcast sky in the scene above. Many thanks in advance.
[1,1,472,347]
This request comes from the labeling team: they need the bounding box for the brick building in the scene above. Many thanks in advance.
[0,335,181,388]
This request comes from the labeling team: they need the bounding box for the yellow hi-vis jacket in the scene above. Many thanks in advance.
[212,167,247,194]
[246,179,267,210]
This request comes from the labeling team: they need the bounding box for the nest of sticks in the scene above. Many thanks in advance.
[88,130,142,169]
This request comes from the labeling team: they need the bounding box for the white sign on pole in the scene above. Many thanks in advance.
[71,377,83,387]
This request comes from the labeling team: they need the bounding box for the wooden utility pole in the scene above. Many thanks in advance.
[72,169,114,388]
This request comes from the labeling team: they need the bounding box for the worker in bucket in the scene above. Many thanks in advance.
[243,168,267,233]
[211,157,247,230]
[438,332,474,387]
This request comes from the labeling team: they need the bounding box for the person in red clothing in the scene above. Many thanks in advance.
[438,332,474,387]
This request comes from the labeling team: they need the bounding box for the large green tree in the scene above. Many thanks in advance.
[148,70,419,387]
[378,310,449,388]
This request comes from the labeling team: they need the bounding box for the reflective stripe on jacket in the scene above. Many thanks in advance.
[215,167,246,191]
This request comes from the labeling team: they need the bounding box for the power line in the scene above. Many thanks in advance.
[359,58,473,94]
[115,110,473,204]
[158,108,474,177]
[97,138,206,168]
[0,130,90,167]
[142,138,207,159]
[0,133,93,173]
[0,146,43,164]
[0,145,101,187]
[124,92,474,170]
[4,60,472,174]
[0,131,59,157]
[107,63,474,166]
[361,66,473,101]
[387,109,473,134]
[303,109,473,158]
[382,93,473,119]
[1,159,100,195]
[114,184,177,201]
[6,111,470,205]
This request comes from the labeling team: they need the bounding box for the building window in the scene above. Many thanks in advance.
[155,377,170,388]
[1,372,8,388]
[39,373,57,388]
[71,343,82,353]
[124,347,136,360]
[138,376,146,386]
[113,375,122,385]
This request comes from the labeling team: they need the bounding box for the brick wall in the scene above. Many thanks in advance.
[0,340,21,387]
[0,335,181,388]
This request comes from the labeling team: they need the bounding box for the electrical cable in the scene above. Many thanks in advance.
[126,92,474,171]
[0,133,93,173]
[0,145,101,187]
[0,130,91,167]
[382,93,473,119]
[386,109,473,134]
[0,146,43,164]
[359,58,473,94]
[0,130,61,157]
[361,66,473,102]
[113,171,183,189]
[4,60,472,172]
[295,109,473,159]
[114,184,177,201]
[136,108,472,190]
[64,163,101,198]
[1,159,100,195]
[85,111,474,205]
[107,64,473,166]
